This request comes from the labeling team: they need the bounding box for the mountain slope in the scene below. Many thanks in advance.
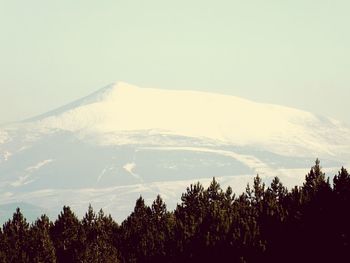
[0,82,349,222]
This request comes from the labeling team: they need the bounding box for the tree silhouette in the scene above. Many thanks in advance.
[50,206,81,263]
[1,208,30,263]
[28,215,56,262]
[0,160,349,262]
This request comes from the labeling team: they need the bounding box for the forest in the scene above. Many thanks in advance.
[0,159,349,263]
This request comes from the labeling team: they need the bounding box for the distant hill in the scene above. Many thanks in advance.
[1,82,349,222]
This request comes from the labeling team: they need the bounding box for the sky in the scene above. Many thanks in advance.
[0,0,349,124]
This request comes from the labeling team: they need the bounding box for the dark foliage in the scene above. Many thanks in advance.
[1,160,350,262]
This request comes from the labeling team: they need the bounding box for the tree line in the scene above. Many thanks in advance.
[0,159,349,262]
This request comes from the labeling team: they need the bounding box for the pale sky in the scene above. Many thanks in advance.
[1,0,349,124]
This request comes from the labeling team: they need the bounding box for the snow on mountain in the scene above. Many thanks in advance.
[0,130,8,145]
[0,82,349,222]
[23,81,350,156]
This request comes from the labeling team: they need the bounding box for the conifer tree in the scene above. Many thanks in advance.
[78,205,120,262]
[119,196,152,263]
[333,167,350,261]
[0,228,5,263]
[231,189,265,262]
[174,182,205,261]
[28,215,56,263]
[2,208,30,263]
[50,206,81,263]
[297,160,333,262]
[333,167,350,200]
[95,209,120,262]
[149,195,173,262]
[302,159,330,201]
[199,178,232,261]
[258,177,287,262]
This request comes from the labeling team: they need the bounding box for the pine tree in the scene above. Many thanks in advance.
[252,175,265,210]
[333,167,350,201]
[258,177,287,262]
[199,178,232,261]
[28,215,56,263]
[333,167,350,261]
[50,206,81,263]
[78,205,120,263]
[0,228,5,263]
[174,182,205,261]
[302,159,329,201]
[149,195,173,262]
[231,189,265,262]
[119,196,152,263]
[299,159,333,262]
[2,208,30,263]
[95,209,120,262]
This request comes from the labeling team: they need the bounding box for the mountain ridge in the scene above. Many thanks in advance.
[0,82,349,222]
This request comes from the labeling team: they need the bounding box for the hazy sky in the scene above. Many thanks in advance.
[1,0,349,124]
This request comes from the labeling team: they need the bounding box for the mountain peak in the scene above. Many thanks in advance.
[18,82,350,159]
[104,81,137,95]
[27,81,137,122]
[80,81,139,103]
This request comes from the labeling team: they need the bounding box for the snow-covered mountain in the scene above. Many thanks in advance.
[1,82,349,222]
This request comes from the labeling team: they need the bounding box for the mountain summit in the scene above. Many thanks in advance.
[0,82,349,221]
[25,82,350,156]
